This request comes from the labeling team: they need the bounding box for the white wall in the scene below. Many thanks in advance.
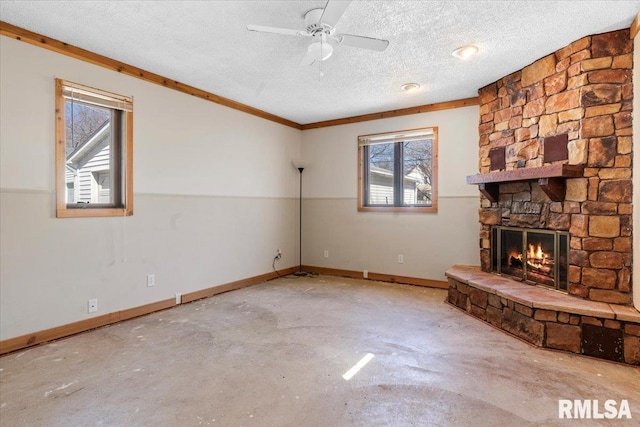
[633,23,639,312]
[0,37,302,340]
[300,107,480,281]
[0,34,484,342]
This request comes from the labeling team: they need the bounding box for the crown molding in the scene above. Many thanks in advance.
[0,20,302,130]
[301,97,479,130]
[2,20,479,131]
[631,12,640,39]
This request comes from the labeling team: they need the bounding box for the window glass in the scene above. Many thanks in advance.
[65,102,113,205]
[367,143,395,206]
[402,139,433,206]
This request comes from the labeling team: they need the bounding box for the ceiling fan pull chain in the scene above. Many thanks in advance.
[319,36,325,79]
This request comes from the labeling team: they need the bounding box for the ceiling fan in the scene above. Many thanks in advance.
[247,0,389,66]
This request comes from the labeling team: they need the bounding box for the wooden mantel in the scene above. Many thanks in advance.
[466,163,584,202]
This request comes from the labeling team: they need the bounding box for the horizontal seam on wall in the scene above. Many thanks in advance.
[135,192,299,200]
[303,195,478,200]
[0,189,299,200]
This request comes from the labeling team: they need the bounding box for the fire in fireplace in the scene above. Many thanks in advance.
[491,226,568,291]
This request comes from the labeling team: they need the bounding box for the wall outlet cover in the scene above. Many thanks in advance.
[88,299,98,313]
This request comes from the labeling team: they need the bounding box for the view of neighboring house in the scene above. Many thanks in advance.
[405,165,432,204]
[65,120,112,204]
[368,165,431,205]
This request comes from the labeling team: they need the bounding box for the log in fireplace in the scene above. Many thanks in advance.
[491,226,569,291]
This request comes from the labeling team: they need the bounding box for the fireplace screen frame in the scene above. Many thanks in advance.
[491,226,569,292]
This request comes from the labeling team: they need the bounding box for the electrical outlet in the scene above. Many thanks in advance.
[398,254,404,264]
[275,249,282,260]
[175,293,181,304]
[324,250,329,258]
[147,274,155,287]
[363,270,368,279]
[88,299,98,313]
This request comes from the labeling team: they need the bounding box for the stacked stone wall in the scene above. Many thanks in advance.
[477,29,633,304]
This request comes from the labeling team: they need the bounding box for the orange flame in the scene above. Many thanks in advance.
[526,243,551,273]
[527,243,546,261]
[507,242,553,274]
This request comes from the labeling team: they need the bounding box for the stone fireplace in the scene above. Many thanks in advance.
[475,28,633,305]
[446,28,640,365]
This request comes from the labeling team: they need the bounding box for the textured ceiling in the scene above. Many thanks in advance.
[1,1,639,125]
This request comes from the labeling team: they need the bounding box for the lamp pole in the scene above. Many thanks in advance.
[295,167,304,275]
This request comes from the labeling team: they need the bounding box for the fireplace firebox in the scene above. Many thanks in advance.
[491,226,569,291]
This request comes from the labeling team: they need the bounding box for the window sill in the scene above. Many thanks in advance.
[358,205,437,213]
[56,207,133,218]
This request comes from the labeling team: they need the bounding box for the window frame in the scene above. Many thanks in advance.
[55,79,133,218]
[357,127,438,213]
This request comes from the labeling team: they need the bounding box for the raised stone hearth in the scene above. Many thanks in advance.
[446,265,640,365]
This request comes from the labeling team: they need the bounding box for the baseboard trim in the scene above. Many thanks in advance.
[301,265,448,289]
[0,267,297,355]
[181,267,297,303]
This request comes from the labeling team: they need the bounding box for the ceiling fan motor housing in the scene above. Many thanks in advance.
[304,8,330,35]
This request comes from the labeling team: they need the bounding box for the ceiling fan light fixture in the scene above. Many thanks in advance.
[452,45,479,60]
[308,40,334,61]
[401,83,420,92]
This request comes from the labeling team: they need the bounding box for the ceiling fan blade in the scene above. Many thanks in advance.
[337,34,389,52]
[299,50,316,66]
[319,0,352,27]
[247,25,310,37]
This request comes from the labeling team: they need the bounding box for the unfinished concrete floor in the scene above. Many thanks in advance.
[1,275,639,426]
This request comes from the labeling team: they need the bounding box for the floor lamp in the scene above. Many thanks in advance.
[293,162,309,277]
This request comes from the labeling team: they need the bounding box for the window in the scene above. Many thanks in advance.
[358,127,437,212]
[55,79,133,217]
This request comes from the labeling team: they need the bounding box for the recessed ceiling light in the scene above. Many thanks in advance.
[401,83,420,92]
[452,45,479,60]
